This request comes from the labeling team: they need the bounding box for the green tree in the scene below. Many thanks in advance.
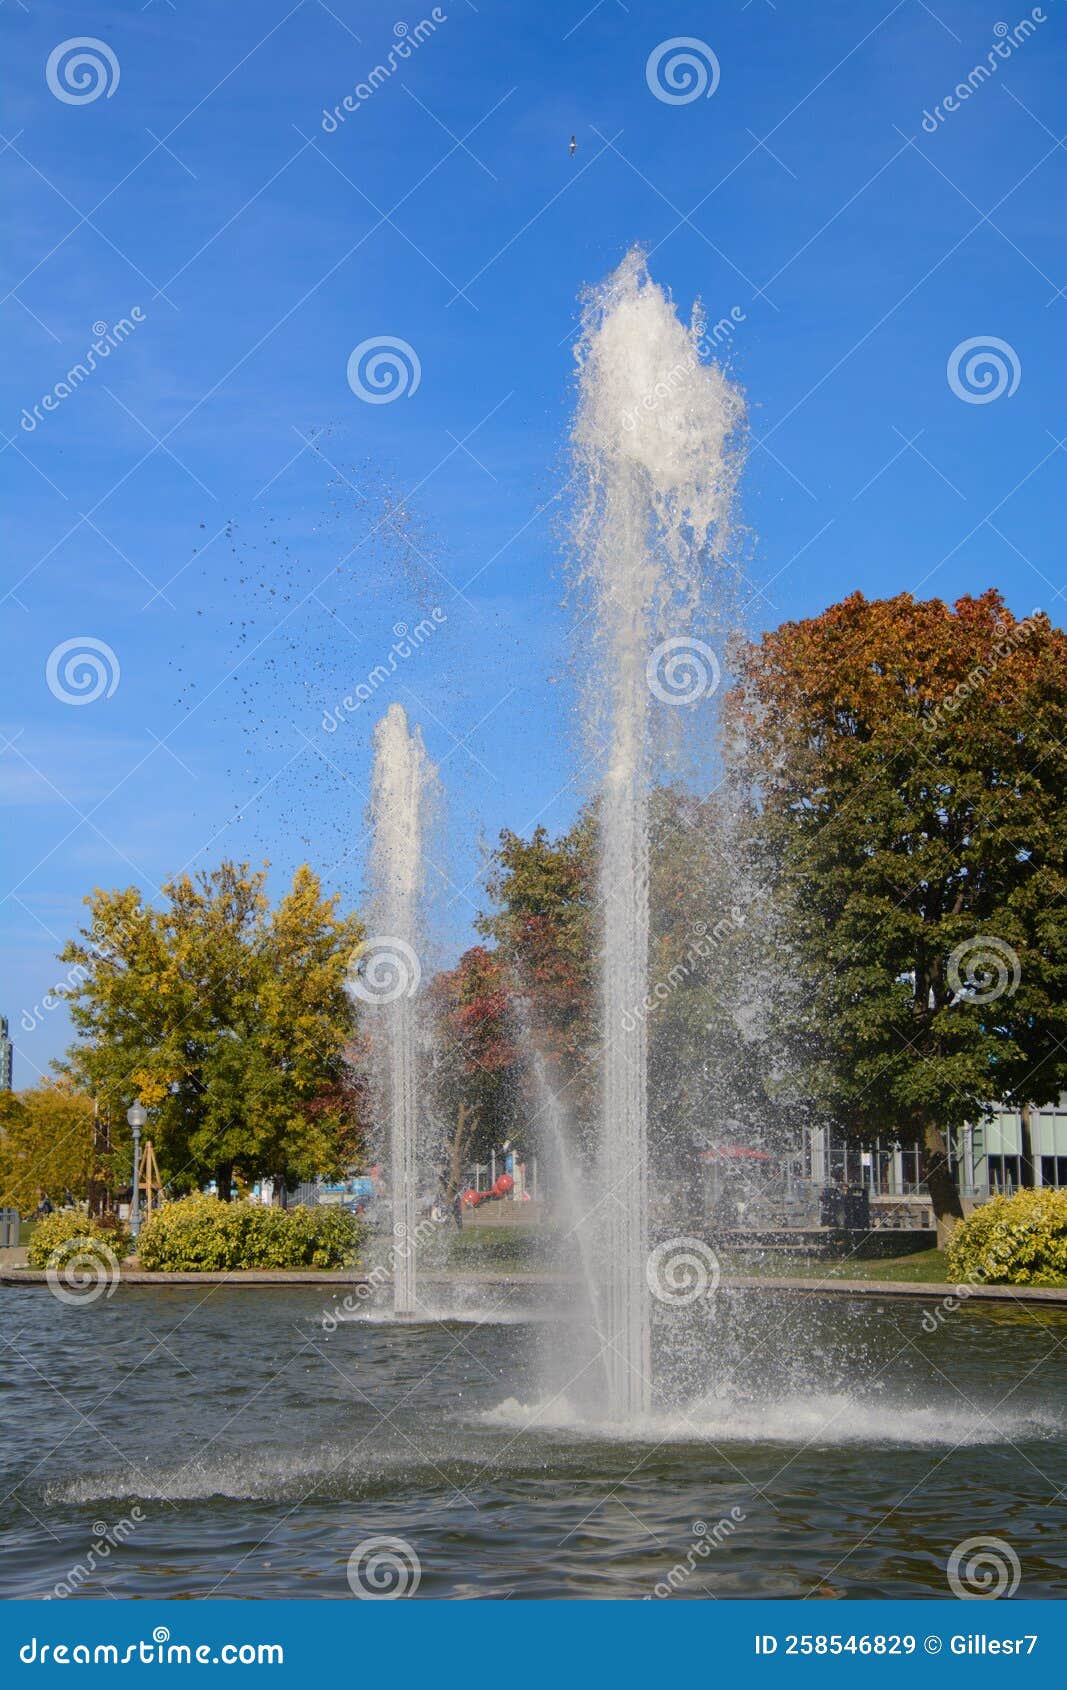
[728,590,1067,1225]
[476,813,597,1139]
[58,861,364,1198]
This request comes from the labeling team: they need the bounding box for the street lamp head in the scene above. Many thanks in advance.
[126,1102,147,1130]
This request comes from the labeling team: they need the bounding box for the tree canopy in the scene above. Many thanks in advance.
[427,944,521,1196]
[0,1083,95,1211]
[57,861,365,1198]
[727,589,1067,1220]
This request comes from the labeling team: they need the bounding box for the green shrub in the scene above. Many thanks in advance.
[136,1194,364,1271]
[945,1188,1067,1286]
[27,1211,129,1270]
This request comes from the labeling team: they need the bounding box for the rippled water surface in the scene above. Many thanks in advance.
[2,1283,1066,1599]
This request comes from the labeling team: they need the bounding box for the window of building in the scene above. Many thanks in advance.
[989,1155,1020,1191]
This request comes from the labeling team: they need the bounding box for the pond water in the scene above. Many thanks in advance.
[2,1283,1066,1599]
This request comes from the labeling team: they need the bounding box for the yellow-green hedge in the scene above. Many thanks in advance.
[136,1192,364,1271]
[27,1211,128,1269]
[946,1188,1067,1286]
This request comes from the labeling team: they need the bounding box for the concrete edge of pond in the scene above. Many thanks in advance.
[4,1265,1067,1302]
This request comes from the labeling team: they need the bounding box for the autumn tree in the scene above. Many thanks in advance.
[0,1083,95,1211]
[476,813,597,1139]
[475,794,785,1180]
[727,590,1067,1226]
[58,861,364,1198]
[427,946,521,1198]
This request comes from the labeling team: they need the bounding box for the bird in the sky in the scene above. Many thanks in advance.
[569,134,576,158]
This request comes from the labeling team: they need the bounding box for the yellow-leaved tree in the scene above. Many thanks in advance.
[57,861,365,1199]
[0,1082,95,1211]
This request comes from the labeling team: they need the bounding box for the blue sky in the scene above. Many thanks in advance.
[4,0,1066,1085]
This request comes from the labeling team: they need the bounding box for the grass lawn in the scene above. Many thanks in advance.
[726,1247,950,1282]
[446,1224,554,1266]
[432,1226,1067,1294]
[727,1247,1067,1289]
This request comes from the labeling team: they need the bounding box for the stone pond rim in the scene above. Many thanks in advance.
[4,1265,1067,1302]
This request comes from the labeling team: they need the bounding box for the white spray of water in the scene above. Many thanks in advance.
[570,249,745,1420]
[362,702,436,1315]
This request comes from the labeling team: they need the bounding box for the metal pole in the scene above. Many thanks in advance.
[130,1124,141,1241]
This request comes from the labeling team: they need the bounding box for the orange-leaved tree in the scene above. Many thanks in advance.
[726,590,1067,1226]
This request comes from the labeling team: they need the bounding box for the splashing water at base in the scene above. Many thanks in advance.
[569,249,745,1420]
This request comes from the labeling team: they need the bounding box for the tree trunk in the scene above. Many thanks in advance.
[921,1118,964,1239]
[445,1101,476,1201]
[215,1159,234,1202]
[1019,1101,1035,1190]
[87,1098,111,1219]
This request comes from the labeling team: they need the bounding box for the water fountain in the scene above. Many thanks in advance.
[569,248,745,1420]
[357,702,437,1316]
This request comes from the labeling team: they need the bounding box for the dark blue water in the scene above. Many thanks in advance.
[2,1283,1066,1599]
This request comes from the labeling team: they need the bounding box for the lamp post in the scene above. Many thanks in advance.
[126,1102,147,1240]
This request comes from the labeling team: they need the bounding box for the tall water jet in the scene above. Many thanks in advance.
[354,702,436,1315]
[569,250,745,1420]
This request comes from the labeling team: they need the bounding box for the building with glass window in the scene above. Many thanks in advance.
[955,1096,1067,1197]
[800,1093,1067,1227]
